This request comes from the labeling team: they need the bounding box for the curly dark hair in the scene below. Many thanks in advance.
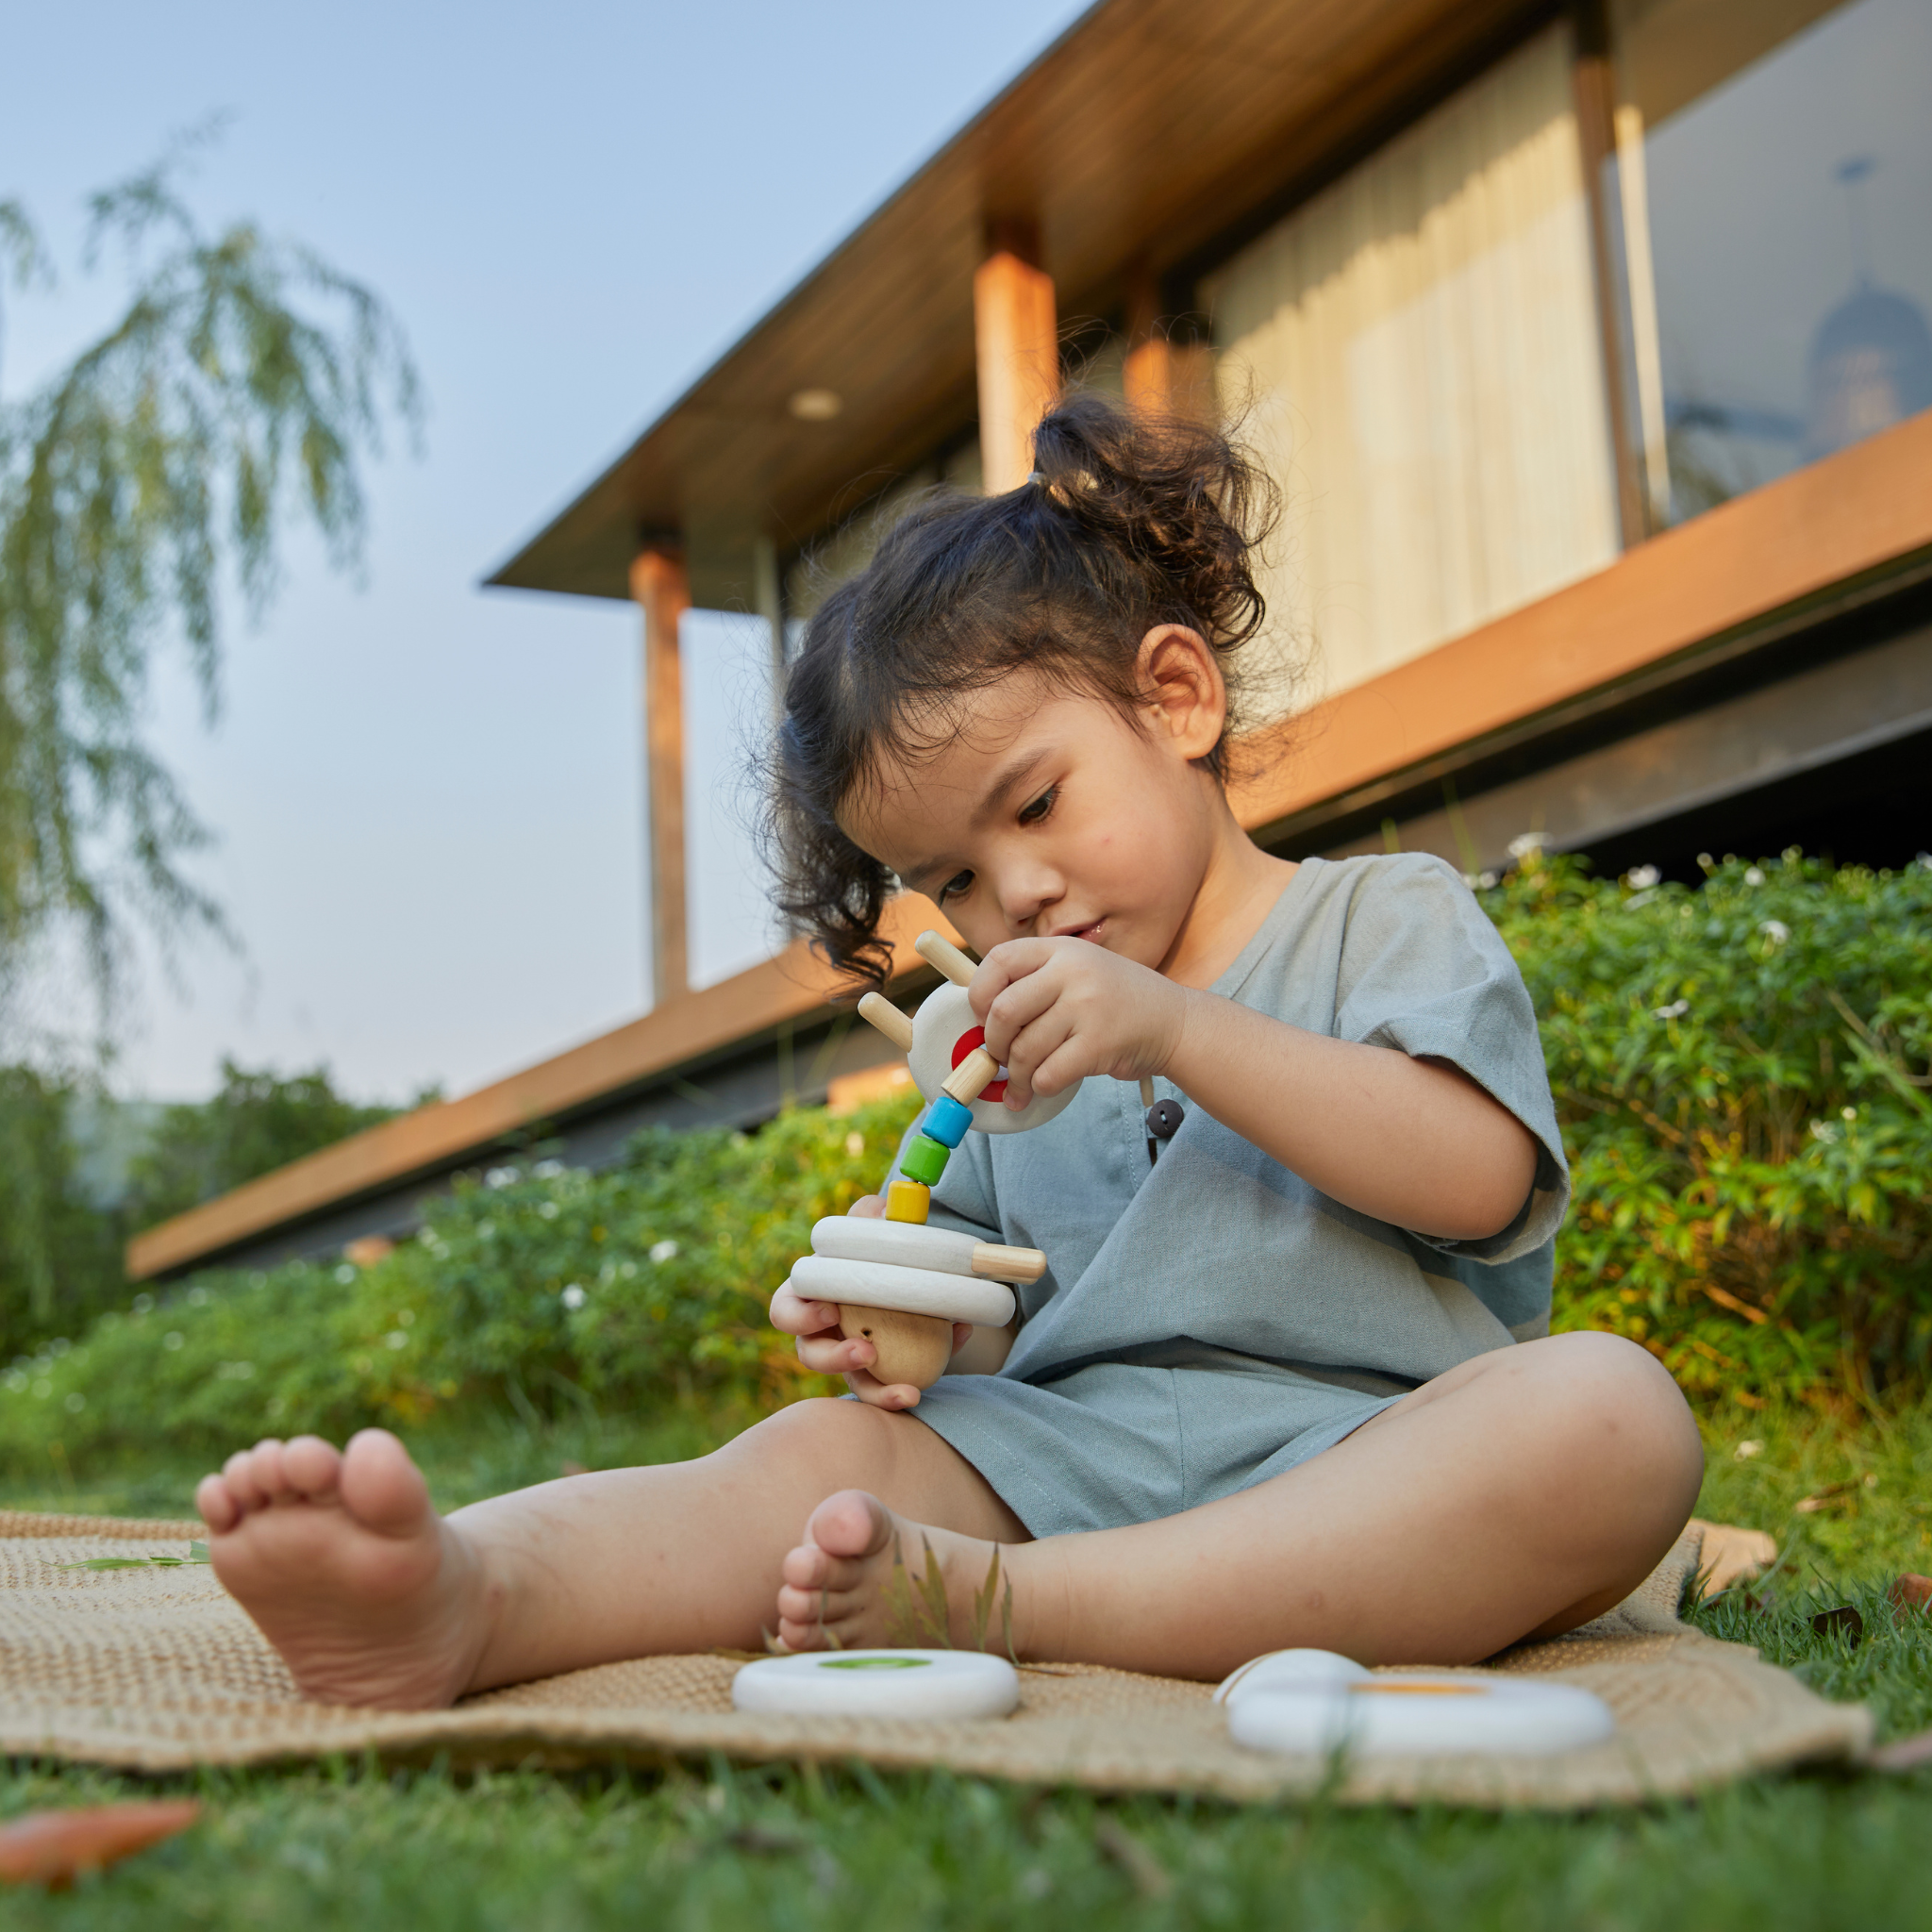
[766,391,1282,990]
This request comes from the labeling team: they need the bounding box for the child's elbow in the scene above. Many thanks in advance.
[1460,1124,1541,1241]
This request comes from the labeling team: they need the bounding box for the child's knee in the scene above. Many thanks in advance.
[735,1394,908,1479]
[1539,1332,1704,1508]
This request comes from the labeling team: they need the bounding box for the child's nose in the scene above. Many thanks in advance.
[996,862,1062,933]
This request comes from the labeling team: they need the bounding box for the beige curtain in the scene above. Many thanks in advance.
[1207,24,1619,708]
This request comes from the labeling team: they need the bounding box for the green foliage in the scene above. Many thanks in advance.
[1490,850,1932,1406]
[0,133,420,1012]
[0,1063,123,1338]
[0,1093,917,1470]
[124,1058,411,1230]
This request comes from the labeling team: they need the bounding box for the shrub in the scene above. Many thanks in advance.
[0,1092,916,1473]
[1491,850,1932,1406]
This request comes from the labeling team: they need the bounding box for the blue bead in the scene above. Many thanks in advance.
[923,1094,974,1148]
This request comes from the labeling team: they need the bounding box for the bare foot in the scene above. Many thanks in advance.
[196,1428,490,1708]
[774,1489,1016,1653]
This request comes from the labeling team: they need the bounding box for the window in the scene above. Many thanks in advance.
[1207,25,1619,703]
[1608,0,1932,528]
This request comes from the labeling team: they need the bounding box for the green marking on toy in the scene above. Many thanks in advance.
[817,1656,933,1670]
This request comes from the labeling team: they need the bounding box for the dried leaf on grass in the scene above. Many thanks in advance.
[0,1800,200,1888]
[1094,1818,1173,1899]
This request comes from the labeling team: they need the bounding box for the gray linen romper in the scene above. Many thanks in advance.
[899,853,1570,1539]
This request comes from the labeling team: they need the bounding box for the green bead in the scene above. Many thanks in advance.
[898,1134,950,1186]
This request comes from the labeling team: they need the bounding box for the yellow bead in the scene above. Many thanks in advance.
[885,1180,931,1224]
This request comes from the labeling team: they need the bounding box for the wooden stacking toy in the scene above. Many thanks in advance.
[793,929,1060,1388]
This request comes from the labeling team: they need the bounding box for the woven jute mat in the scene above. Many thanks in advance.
[0,1510,1870,1807]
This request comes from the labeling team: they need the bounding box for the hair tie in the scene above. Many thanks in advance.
[1025,471,1045,485]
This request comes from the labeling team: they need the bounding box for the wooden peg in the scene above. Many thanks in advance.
[941,1045,1001,1106]
[972,1241,1046,1284]
[857,992,915,1052]
[914,930,977,988]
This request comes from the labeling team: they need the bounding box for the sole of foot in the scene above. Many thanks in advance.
[196,1427,485,1710]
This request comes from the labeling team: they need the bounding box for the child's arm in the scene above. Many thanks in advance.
[972,939,1538,1243]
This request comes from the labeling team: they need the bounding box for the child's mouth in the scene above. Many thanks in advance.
[1056,919,1107,942]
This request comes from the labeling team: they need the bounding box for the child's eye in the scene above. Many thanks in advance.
[1018,786,1058,825]
[938,870,974,903]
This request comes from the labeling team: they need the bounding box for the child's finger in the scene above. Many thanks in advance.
[967,937,1056,1021]
[843,1365,921,1409]
[849,1193,887,1220]
[798,1332,874,1374]
[981,960,1063,1063]
[1001,1007,1078,1108]
[769,1284,841,1336]
[1023,1035,1096,1101]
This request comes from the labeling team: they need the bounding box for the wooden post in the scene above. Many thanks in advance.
[1571,0,1648,547]
[974,220,1058,493]
[1123,261,1214,421]
[631,542,691,1007]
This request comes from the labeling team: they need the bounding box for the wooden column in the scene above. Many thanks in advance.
[1572,0,1648,547]
[974,221,1058,492]
[1123,262,1214,421]
[631,542,691,1007]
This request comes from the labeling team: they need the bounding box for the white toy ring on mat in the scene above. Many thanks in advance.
[1227,1672,1615,1757]
[787,1255,1016,1327]
[732,1649,1020,1720]
[907,982,1079,1135]
[1214,1648,1371,1704]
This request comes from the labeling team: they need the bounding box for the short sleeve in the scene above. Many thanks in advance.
[1331,855,1568,1263]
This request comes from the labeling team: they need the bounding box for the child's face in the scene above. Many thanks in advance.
[840,641,1226,974]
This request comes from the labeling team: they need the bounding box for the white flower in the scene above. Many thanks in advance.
[1841,1106,1857,1123]
[418,1227,440,1248]
[1626,865,1660,891]
[386,1330,408,1350]
[485,1166,520,1190]
[1507,833,1543,859]
[1734,1440,1764,1461]
[533,1159,565,1179]
[1758,920,1790,945]
[1653,999,1690,1020]
[1477,871,1499,891]
[1744,867,1765,886]
[1808,1120,1840,1144]
[162,1331,185,1351]
[335,1263,357,1285]
[561,1284,588,1311]
[649,1239,679,1264]
[539,1200,560,1221]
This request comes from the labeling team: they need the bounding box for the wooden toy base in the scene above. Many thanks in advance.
[838,1305,954,1387]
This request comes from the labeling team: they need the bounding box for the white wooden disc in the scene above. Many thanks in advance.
[1213,1648,1371,1705]
[907,981,1079,1135]
[788,1255,1016,1326]
[1228,1674,1615,1757]
[732,1649,1020,1720]
[809,1215,1040,1284]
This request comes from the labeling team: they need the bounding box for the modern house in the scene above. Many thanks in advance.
[129,0,1931,1281]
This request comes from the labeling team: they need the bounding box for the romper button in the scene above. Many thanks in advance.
[1144,1098,1185,1141]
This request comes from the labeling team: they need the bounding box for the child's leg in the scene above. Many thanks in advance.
[778,1331,1704,1673]
[195,1397,1025,1708]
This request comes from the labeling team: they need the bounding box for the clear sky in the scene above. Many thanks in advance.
[5,0,1091,1105]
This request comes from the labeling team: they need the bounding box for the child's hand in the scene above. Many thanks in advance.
[972,937,1191,1108]
[768,1191,971,1410]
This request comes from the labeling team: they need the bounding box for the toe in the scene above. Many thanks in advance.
[222,1448,270,1513]
[283,1435,343,1500]
[196,1474,241,1534]
[804,1490,894,1563]
[338,1428,432,1536]
[248,1439,292,1501]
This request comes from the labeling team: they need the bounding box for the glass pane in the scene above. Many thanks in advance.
[1611,0,1932,527]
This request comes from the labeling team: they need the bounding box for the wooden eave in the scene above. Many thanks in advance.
[483,0,1550,603]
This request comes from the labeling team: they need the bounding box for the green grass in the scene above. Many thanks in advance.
[4,1400,1931,1929]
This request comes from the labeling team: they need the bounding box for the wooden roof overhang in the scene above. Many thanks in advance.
[484,0,1550,609]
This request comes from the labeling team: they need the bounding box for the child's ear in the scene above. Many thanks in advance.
[1135,625,1225,760]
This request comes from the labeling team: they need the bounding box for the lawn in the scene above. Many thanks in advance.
[4,1399,1930,1929]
